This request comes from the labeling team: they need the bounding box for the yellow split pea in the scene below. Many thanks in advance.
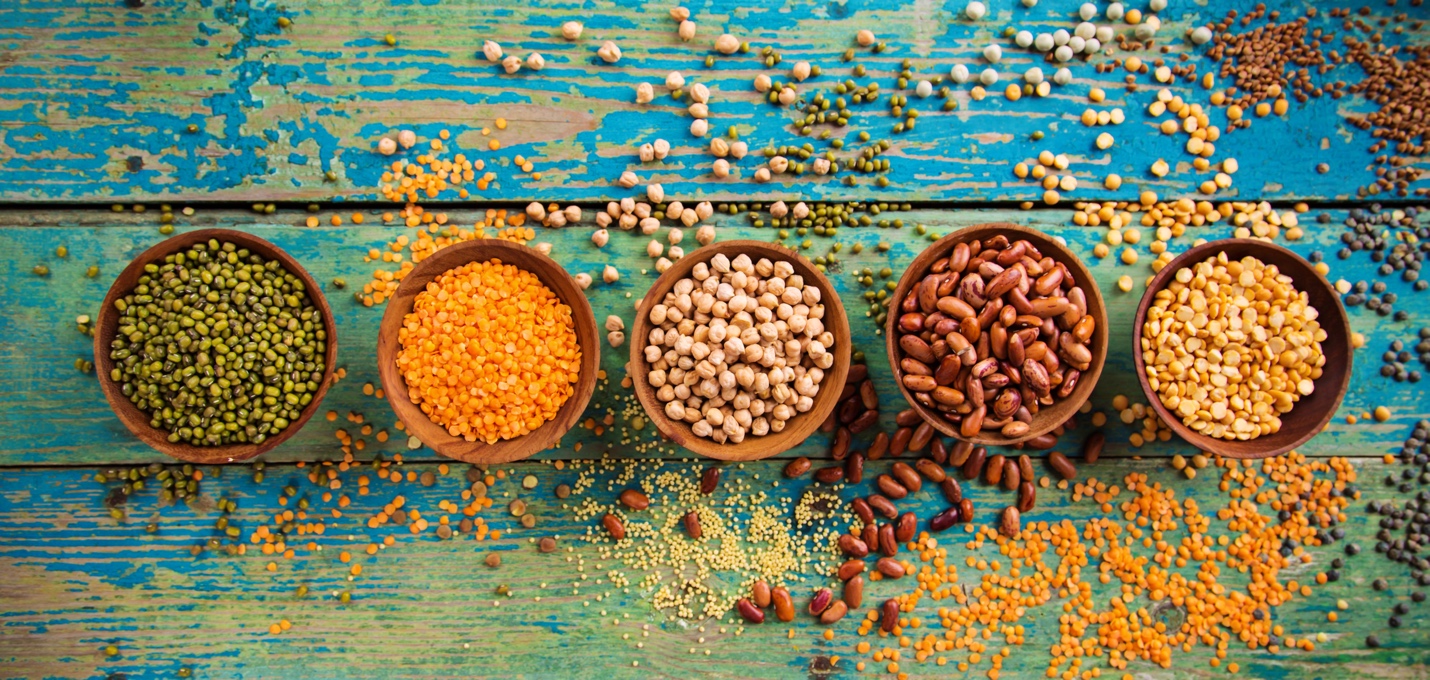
[397,259,581,443]
[1141,253,1326,441]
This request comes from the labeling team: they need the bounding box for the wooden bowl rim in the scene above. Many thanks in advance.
[629,239,852,461]
[1131,238,1353,459]
[885,222,1109,446]
[93,228,339,464]
[375,239,599,465]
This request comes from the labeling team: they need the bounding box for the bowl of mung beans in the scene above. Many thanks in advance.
[886,223,1108,446]
[95,229,338,463]
[630,240,851,461]
[377,239,599,464]
[1133,238,1352,459]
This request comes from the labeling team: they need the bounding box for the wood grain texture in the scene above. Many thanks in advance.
[630,239,852,461]
[1132,238,1354,459]
[0,457,1425,679]
[0,206,1424,467]
[376,239,601,464]
[0,0,1423,204]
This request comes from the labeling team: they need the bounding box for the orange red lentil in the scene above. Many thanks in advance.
[397,259,581,443]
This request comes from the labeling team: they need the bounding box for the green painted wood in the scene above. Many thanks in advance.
[0,0,1422,204]
[0,206,1421,467]
[0,457,1425,679]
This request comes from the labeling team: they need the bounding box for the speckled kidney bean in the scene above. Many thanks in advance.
[928,438,949,465]
[949,439,975,466]
[915,458,946,483]
[867,494,898,519]
[808,588,833,616]
[783,457,811,478]
[940,477,963,504]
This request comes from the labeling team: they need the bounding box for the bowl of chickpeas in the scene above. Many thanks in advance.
[630,240,851,461]
[1132,238,1352,459]
[376,239,599,464]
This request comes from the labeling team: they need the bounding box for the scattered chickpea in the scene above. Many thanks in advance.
[561,21,583,40]
[603,265,621,284]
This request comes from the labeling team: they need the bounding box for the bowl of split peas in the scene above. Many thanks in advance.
[376,239,599,464]
[1132,239,1352,459]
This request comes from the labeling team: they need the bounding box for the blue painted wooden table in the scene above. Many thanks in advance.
[2,0,1430,678]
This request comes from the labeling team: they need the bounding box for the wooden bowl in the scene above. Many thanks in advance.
[886,223,1108,446]
[630,240,852,461]
[376,239,598,465]
[1132,238,1352,459]
[94,229,338,464]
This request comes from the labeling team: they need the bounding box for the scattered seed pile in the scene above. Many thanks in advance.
[1332,205,1429,320]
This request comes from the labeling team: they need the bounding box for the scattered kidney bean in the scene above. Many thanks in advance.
[896,511,917,542]
[1048,450,1078,479]
[895,409,922,427]
[839,533,869,558]
[940,477,963,504]
[881,599,900,633]
[820,410,838,433]
[876,557,906,578]
[1017,481,1036,512]
[915,458,946,483]
[859,380,879,411]
[737,598,765,623]
[890,462,922,492]
[862,522,880,549]
[851,498,875,526]
[772,587,795,621]
[1002,457,1021,491]
[831,428,851,460]
[961,446,987,480]
[603,513,625,541]
[819,600,849,624]
[848,363,869,384]
[1018,454,1034,482]
[879,523,898,556]
[1000,506,1021,537]
[909,422,934,452]
[845,451,865,484]
[877,474,909,499]
[869,432,890,460]
[808,588,833,616]
[684,511,702,539]
[986,454,1006,486]
[838,559,865,581]
[891,427,913,457]
[815,466,845,484]
[843,576,864,609]
[619,489,649,510]
[784,457,812,478]
[949,439,975,466]
[929,505,962,532]
[929,438,949,465]
[1022,433,1059,449]
[700,467,720,494]
[752,580,772,608]
[1082,430,1104,464]
[959,497,975,523]
[867,494,898,519]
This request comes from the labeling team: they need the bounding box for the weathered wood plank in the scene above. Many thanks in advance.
[0,206,1421,467]
[0,456,1426,679]
[0,0,1420,204]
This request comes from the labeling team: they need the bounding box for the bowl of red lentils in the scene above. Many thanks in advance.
[376,239,599,464]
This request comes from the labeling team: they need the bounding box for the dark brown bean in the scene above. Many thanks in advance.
[850,498,874,526]
[684,510,702,539]
[915,458,946,483]
[860,380,879,411]
[808,588,833,616]
[772,587,795,622]
[985,454,1005,486]
[929,438,949,465]
[845,451,866,485]
[890,462,922,492]
[736,598,765,623]
[838,533,869,558]
[1002,457,1020,491]
[1017,480,1036,512]
[1082,431,1104,464]
[876,474,909,500]
[869,431,890,460]
[940,477,963,504]
[831,428,851,460]
[837,559,866,581]
[783,457,812,478]
[819,600,849,624]
[881,599,900,633]
[1000,506,1021,537]
[878,523,898,556]
[961,446,986,480]
[821,410,838,433]
[961,405,986,438]
[949,440,975,466]
[1023,433,1058,449]
[752,580,772,608]
[929,505,961,532]
[910,421,934,452]
[876,558,906,579]
[838,395,863,424]
[814,466,845,484]
[959,498,974,523]
[1048,451,1078,479]
[862,523,879,549]
[896,512,917,543]
[867,494,898,519]
[849,409,879,434]
[891,427,913,457]
[620,489,649,510]
[848,363,869,385]
[843,575,864,609]
[895,409,923,427]
[700,467,720,495]
[603,513,625,541]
